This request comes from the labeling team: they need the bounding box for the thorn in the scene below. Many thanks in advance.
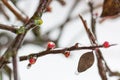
[110,44,118,47]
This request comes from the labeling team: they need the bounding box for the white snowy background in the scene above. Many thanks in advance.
[1,0,120,80]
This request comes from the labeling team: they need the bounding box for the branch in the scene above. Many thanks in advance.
[88,2,96,37]
[12,51,18,80]
[79,14,107,80]
[56,0,66,5]
[2,43,115,64]
[79,15,96,44]
[88,2,120,78]
[0,0,51,62]
[0,1,51,80]
[0,24,17,33]
[0,0,51,68]
[1,0,27,22]
[0,3,10,20]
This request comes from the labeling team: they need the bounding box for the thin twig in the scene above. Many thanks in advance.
[1,0,26,22]
[12,51,18,80]
[88,2,120,78]
[56,0,66,5]
[88,2,97,37]
[0,24,17,33]
[0,4,10,20]
[88,3,107,79]
[2,44,115,64]
[79,14,107,80]
[0,0,51,69]
[0,1,51,80]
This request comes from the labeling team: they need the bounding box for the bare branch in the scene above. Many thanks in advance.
[2,43,115,64]
[79,14,107,80]
[0,24,17,33]
[1,0,27,22]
